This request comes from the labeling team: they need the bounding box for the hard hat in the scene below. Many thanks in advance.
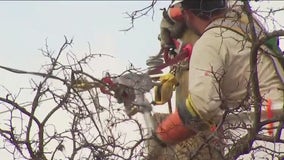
[170,0,183,7]
[182,0,227,12]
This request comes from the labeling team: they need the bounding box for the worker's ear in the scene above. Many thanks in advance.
[168,7,183,22]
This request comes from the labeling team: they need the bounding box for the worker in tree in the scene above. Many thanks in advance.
[154,0,284,158]
[148,0,225,159]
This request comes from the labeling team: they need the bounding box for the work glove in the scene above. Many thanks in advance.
[153,73,179,105]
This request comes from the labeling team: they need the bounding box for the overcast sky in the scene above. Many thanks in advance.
[0,1,283,159]
[0,1,283,85]
[0,1,169,68]
[0,1,170,94]
[0,2,169,159]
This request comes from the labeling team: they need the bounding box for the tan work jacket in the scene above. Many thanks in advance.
[188,16,284,124]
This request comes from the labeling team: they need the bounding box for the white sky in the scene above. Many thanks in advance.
[0,1,283,159]
[0,2,169,159]
[0,1,283,89]
[0,1,171,95]
[0,2,168,159]
[0,1,167,73]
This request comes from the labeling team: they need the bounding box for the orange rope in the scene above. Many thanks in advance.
[266,99,273,136]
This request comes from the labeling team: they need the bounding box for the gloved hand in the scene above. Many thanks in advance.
[153,73,179,105]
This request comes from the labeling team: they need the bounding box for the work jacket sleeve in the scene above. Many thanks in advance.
[187,30,227,123]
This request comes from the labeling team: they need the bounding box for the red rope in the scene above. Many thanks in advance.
[148,44,193,75]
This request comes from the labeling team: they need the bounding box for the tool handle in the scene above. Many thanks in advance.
[143,111,155,137]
